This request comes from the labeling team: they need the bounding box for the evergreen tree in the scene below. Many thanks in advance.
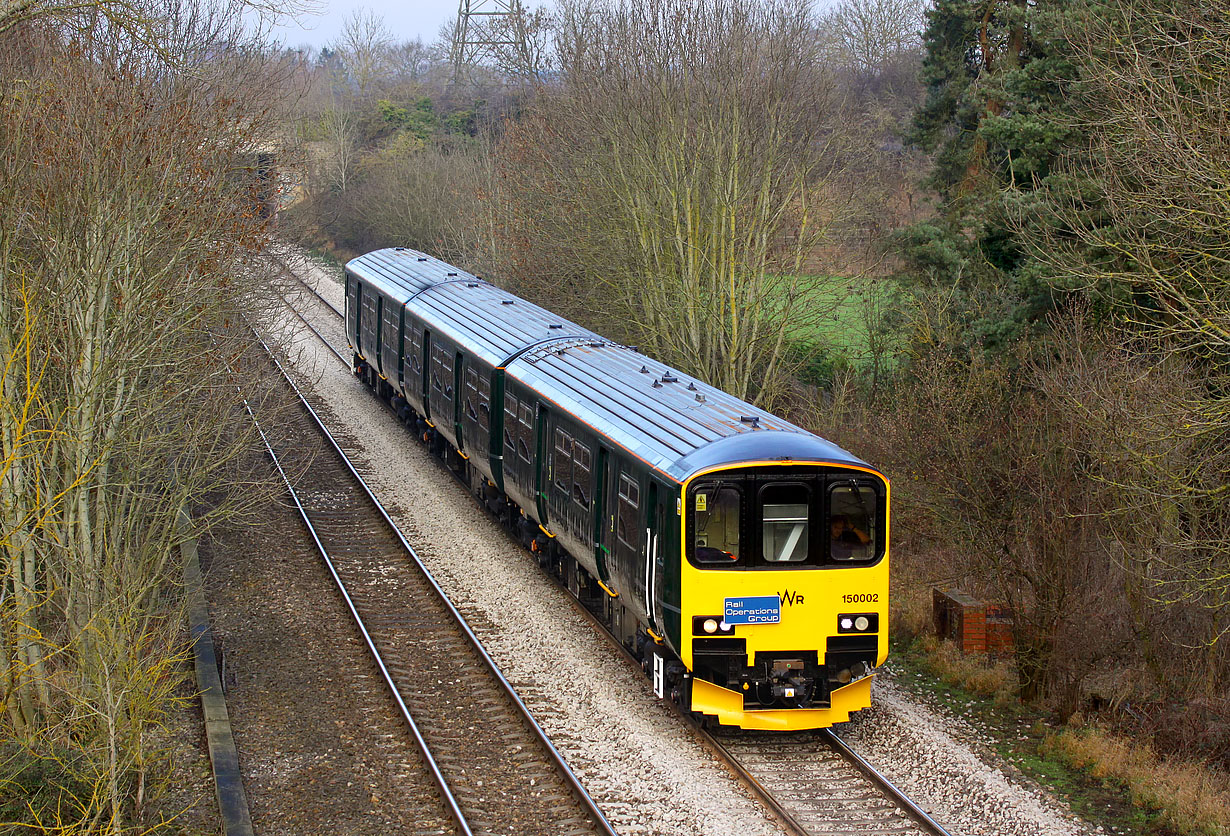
[899,0,1087,350]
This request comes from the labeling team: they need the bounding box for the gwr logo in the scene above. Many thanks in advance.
[779,589,805,606]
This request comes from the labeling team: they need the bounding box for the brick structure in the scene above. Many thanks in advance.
[933,588,1013,656]
[985,603,1014,655]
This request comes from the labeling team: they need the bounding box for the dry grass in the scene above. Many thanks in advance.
[889,580,934,641]
[1044,726,1230,836]
[918,635,1018,704]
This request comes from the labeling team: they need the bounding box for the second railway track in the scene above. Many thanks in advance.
[250,336,616,836]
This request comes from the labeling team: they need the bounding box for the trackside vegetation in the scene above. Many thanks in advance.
[0,1,298,830]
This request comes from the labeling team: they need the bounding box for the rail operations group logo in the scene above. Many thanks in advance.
[724,595,781,624]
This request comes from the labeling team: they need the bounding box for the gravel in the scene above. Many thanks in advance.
[272,249,1106,836]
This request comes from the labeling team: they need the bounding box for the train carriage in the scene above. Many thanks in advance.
[344,248,889,731]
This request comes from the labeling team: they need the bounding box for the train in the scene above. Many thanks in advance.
[343,247,889,731]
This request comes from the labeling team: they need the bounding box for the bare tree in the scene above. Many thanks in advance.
[1024,0,1230,658]
[496,0,866,408]
[332,7,392,97]
[819,0,925,74]
[0,5,295,828]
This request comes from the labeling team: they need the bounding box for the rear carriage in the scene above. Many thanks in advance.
[344,248,889,731]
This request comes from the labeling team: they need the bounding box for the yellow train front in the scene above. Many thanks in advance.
[669,452,889,731]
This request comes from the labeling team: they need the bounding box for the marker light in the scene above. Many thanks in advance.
[855,616,870,631]
[703,618,719,634]
[840,617,854,630]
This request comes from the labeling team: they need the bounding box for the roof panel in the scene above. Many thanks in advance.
[507,344,869,482]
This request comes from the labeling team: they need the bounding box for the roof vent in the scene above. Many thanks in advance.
[395,246,406,251]
[687,382,698,391]
[661,373,678,383]
[652,380,663,388]
[447,272,458,277]
[640,365,650,374]
[466,282,479,287]
[589,341,603,348]
[502,300,515,305]
[740,416,761,427]
[548,323,563,329]
[695,393,706,403]
[556,348,567,356]
[417,257,427,262]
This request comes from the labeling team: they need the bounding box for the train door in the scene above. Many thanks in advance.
[490,373,506,492]
[394,307,406,392]
[614,467,641,599]
[345,275,360,350]
[421,329,432,421]
[534,402,551,527]
[594,447,611,582]
[453,351,465,451]
[374,296,384,375]
[645,481,660,629]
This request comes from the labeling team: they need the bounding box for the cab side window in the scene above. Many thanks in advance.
[828,484,877,562]
[692,484,741,564]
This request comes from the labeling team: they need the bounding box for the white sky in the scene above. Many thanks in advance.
[270,0,503,51]
[270,0,838,52]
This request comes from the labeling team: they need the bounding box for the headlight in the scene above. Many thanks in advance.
[703,618,718,634]
[837,613,879,633]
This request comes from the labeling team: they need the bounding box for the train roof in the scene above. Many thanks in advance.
[408,280,604,368]
[347,248,877,484]
[506,342,872,483]
[345,248,467,299]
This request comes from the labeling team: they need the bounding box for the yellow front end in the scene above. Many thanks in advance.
[679,462,890,731]
[682,563,888,730]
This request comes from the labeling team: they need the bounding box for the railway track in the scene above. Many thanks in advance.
[246,331,616,836]
[270,255,954,836]
[706,729,950,836]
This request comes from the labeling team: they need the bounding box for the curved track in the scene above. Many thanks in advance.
[246,326,617,836]
[270,255,954,836]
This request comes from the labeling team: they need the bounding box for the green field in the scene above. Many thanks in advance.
[778,274,903,383]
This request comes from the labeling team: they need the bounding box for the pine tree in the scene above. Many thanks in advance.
[899,0,1087,351]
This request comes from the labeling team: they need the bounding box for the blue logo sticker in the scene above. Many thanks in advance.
[724,595,781,625]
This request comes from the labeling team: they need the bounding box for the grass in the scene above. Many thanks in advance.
[775,273,904,383]
[1044,726,1230,836]
[890,637,1230,836]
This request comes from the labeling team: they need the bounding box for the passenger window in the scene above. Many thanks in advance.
[518,403,533,462]
[572,442,591,508]
[693,484,741,564]
[554,429,573,492]
[477,376,491,431]
[829,484,877,562]
[503,394,517,448]
[761,484,810,563]
[617,473,639,547]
